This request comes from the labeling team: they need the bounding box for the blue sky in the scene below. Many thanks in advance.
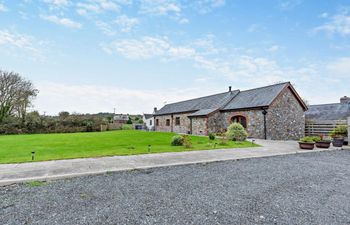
[0,0,349,114]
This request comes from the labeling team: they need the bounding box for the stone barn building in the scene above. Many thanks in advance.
[154,82,308,140]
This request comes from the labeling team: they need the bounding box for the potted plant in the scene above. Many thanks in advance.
[314,135,331,149]
[298,136,315,150]
[330,125,348,147]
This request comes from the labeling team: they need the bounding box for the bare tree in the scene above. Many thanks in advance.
[0,70,38,123]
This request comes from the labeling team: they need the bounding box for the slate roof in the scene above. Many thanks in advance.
[222,82,289,110]
[188,108,218,117]
[306,103,350,121]
[143,114,154,119]
[154,82,304,116]
[154,90,239,115]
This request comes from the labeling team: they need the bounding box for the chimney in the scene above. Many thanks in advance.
[340,96,350,104]
[229,86,232,92]
[153,107,157,113]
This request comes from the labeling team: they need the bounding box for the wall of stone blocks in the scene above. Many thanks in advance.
[266,87,305,140]
[155,113,192,134]
[191,117,208,135]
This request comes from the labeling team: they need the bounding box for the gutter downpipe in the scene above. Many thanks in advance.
[262,108,268,140]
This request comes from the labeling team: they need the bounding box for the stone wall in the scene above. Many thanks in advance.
[173,113,192,134]
[191,117,207,135]
[208,110,265,139]
[266,87,305,140]
[154,115,172,132]
[155,113,192,133]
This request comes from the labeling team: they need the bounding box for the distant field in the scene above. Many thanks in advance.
[0,130,258,164]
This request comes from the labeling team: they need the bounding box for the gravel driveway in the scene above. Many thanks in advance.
[1,150,350,225]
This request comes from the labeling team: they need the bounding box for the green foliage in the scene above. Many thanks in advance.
[226,122,248,142]
[218,133,228,146]
[171,135,184,146]
[26,180,47,187]
[126,117,133,124]
[330,125,348,137]
[121,124,134,130]
[182,135,192,148]
[311,136,321,142]
[299,136,316,143]
[208,132,215,140]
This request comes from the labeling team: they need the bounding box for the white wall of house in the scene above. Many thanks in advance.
[143,115,154,131]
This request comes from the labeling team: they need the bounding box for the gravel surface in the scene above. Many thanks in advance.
[1,150,350,225]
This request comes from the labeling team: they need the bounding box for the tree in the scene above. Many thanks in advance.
[0,70,38,123]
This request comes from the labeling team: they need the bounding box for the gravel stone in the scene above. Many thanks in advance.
[1,150,350,225]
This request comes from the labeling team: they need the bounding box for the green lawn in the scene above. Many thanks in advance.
[0,130,258,164]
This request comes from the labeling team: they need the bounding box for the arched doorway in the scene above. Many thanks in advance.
[231,115,247,128]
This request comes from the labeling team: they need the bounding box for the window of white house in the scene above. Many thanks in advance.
[150,120,152,126]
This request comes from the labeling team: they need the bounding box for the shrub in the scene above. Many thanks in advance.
[330,125,348,137]
[121,124,134,130]
[226,122,248,142]
[208,132,215,140]
[182,135,192,148]
[299,136,315,143]
[171,135,184,146]
[311,136,321,142]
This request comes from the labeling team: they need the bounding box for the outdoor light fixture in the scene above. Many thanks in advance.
[31,151,35,161]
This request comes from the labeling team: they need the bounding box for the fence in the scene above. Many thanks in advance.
[305,120,347,136]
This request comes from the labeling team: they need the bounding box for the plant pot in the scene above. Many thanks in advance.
[315,141,331,149]
[298,142,315,150]
[332,137,344,147]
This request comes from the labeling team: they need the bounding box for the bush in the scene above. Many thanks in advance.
[208,132,215,140]
[182,135,192,148]
[171,135,184,146]
[226,122,248,142]
[330,125,348,137]
[311,136,321,142]
[218,134,228,146]
[299,136,315,143]
[121,124,134,130]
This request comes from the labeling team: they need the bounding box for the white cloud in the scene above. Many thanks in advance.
[278,0,302,11]
[76,0,131,15]
[0,3,7,12]
[40,15,82,29]
[314,10,350,36]
[140,0,181,16]
[34,82,218,115]
[327,57,350,77]
[0,30,45,60]
[103,36,171,59]
[43,0,69,7]
[192,0,225,14]
[267,45,281,52]
[114,15,139,32]
[95,21,116,35]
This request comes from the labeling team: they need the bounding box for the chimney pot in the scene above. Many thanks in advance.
[153,107,157,113]
[229,86,232,92]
